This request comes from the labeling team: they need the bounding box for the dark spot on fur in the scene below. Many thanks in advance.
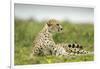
[49,50,52,54]
[80,46,83,49]
[45,39,47,40]
[68,44,71,47]
[53,47,55,50]
[51,45,53,47]
[74,48,76,51]
[61,28,63,30]
[77,51,79,54]
[73,51,76,53]
[72,44,75,48]
[76,44,79,48]
[40,47,43,49]
[44,33,46,36]
[59,53,61,55]
[47,41,49,43]
[56,24,59,26]
[55,50,57,53]
[45,35,48,37]
[70,50,72,52]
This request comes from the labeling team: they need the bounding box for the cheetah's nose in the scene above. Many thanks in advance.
[61,28,63,30]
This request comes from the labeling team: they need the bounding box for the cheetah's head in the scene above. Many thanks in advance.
[47,19,63,33]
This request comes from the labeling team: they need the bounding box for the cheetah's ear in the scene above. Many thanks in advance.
[47,20,52,27]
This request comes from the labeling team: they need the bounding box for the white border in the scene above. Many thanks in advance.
[14,0,95,8]
[11,0,14,68]
[11,0,95,69]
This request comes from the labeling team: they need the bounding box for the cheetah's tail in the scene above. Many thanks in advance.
[63,43,93,55]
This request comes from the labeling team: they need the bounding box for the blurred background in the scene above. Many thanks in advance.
[15,3,94,23]
[14,3,94,65]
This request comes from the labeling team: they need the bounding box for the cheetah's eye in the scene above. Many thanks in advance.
[56,24,59,26]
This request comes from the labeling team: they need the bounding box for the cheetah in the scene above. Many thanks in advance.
[31,19,91,57]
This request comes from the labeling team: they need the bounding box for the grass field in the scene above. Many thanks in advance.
[14,19,94,65]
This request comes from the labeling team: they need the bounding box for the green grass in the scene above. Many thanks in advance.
[14,19,94,65]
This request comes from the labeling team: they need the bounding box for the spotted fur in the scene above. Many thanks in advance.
[31,19,89,57]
